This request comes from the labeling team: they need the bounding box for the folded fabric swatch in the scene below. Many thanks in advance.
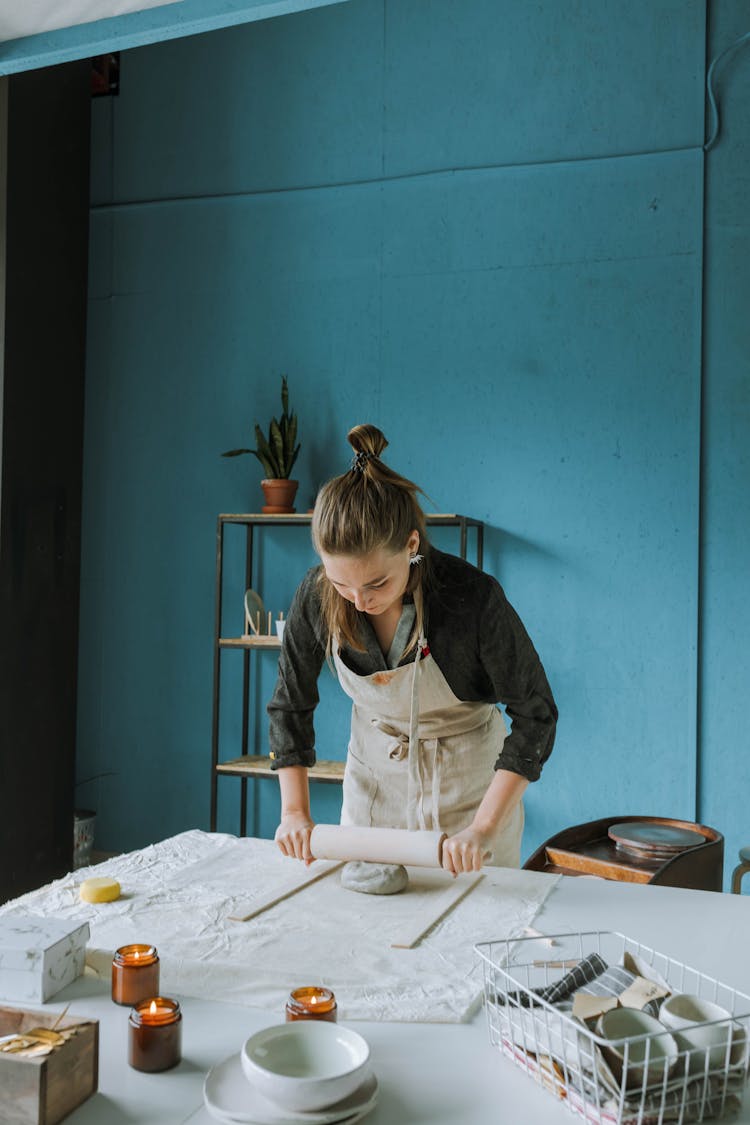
[501,952,609,1009]
[576,965,663,1019]
[538,952,609,1005]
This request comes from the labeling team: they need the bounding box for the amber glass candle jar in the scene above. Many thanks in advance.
[285,986,337,1022]
[128,997,182,1072]
[112,944,160,1006]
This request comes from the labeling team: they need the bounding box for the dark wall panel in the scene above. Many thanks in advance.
[0,61,90,901]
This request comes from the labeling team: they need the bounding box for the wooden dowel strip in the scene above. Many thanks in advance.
[390,872,484,949]
[228,860,344,922]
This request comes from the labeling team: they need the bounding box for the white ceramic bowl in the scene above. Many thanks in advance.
[596,1007,678,1089]
[240,1022,370,1112]
[658,994,733,1072]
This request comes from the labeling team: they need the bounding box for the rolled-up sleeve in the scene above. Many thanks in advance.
[478,585,557,781]
[267,569,327,770]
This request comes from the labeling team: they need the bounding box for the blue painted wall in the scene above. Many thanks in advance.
[76,0,748,883]
[700,5,750,887]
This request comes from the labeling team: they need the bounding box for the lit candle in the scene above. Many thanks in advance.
[111,944,160,1006]
[285,986,337,1022]
[128,997,182,1072]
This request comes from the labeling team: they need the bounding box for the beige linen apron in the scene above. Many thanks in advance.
[333,627,523,868]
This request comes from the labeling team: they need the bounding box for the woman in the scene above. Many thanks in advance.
[269,424,557,875]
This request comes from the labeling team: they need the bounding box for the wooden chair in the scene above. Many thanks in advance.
[731,846,750,893]
[523,816,724,892]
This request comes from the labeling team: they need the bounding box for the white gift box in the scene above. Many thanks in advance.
[0,913,90,1003]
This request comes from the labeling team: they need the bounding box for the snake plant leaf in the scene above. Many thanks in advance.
[254,425,279,476]
[254,424,272,459]
[269,418,285,475]
[250,449,275,478]
[286,412,298,456]
[222,377,300,481]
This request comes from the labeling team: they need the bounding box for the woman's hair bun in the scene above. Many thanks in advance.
[347,424,388,460]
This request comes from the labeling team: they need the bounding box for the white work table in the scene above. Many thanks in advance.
[12,862,750,1125]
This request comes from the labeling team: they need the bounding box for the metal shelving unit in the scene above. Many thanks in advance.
[210,512,484,834]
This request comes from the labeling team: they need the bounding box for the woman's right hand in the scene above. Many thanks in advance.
[274,812,315,864]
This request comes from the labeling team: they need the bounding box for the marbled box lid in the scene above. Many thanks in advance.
[0,913,90,972]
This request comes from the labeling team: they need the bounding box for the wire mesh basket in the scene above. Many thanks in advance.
[475,931,750,1125]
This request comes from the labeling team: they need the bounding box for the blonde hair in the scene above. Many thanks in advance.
[312,424,430,654]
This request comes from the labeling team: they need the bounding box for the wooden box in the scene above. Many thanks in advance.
[0,1006,98,1125]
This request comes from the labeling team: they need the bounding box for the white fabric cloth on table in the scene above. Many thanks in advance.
[0,830,558,1023]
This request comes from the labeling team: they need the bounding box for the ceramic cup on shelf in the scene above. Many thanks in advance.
[275,619,286,641]
[658,993,734,1073]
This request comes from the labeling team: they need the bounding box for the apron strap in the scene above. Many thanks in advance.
[350,583,444,834]
[374,637,430,830]
[372,716,443,834]
[428,737,442,834]
[406,636,424,829]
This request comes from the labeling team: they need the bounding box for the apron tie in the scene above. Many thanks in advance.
[369,634,442,833]
[370,724,409,761]
[371,722,443,833]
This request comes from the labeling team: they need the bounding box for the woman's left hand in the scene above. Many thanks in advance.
[441,827,492,875]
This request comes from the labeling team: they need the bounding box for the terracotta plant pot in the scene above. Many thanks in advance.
[261,478,299,514]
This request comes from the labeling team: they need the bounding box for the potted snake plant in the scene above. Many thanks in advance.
[222,375,301,513]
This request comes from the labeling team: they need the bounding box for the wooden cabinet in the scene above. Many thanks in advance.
[210,512,484,835]
[523,816,724,891]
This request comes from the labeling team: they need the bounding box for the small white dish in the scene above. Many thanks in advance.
[596,1007,678,1088]
[244,589,265,634]
[203,1051,378,1125]
[659,994,734,1072]
[241,1022,370,1113]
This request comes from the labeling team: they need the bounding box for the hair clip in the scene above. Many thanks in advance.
[352,450,374,472]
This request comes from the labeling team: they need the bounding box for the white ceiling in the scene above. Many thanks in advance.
[0,0,181,44]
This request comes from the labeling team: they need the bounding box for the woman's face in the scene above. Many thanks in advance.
[320,531,420,616]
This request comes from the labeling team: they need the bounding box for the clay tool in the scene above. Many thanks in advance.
[310,825,448,868]
[310,824,493,868]
[533,959,581,969]
[523,925,557,948]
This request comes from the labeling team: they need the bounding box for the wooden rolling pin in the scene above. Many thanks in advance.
[310,825,447,868]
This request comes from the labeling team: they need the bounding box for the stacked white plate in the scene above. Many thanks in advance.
[203,1047,378,1125]
[608,821,703,860]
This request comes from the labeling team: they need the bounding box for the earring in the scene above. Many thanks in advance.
[409,553,424,566]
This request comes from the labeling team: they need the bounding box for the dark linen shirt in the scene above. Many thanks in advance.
[267,548,557,781]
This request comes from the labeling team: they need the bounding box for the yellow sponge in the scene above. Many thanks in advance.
[79,876,121,903]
